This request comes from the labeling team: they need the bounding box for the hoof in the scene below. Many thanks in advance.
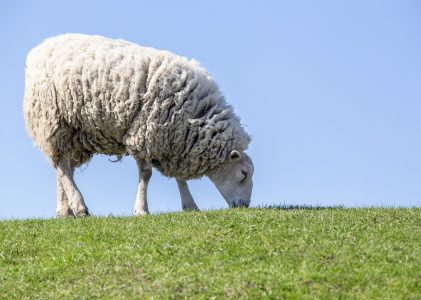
[75,209,90,217]
[134,210,149,216]
[182,206,200,212]
[56,208,75,218]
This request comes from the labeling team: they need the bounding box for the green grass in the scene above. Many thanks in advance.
[0,208,420,299]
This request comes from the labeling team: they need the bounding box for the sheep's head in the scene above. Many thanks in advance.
[209,150,254,208]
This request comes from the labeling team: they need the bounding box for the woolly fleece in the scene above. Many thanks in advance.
[24,34,250,180]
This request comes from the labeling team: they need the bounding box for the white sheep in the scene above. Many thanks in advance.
[24,34,254,217]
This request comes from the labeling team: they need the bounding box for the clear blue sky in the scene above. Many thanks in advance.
[0,1,420,219]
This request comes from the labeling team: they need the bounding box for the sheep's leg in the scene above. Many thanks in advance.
[56,174,74,218]
[176,179,199,211]
[134,159,152,216]
[56,158,90,217]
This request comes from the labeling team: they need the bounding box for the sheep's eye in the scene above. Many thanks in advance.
[240,170,248,183]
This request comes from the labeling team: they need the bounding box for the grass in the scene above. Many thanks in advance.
[0,207,420,299]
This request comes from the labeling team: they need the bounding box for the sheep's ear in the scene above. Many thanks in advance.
[229,150,241,162]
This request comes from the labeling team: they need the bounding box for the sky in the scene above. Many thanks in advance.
[0,1,420,219]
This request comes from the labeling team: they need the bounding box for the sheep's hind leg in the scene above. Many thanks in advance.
[56,158,90,217]
[176,180,199,211]
[56,175,74,218]
[134,159,152,216]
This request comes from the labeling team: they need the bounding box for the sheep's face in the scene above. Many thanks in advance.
[209,150,254,208]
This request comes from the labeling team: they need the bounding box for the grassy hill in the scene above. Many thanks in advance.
[0,208,420,299]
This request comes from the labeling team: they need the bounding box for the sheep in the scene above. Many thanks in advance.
[24,33,254,217]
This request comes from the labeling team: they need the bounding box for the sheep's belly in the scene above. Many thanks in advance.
[71,127,127,156]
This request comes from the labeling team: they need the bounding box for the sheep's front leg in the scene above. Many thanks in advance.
[176,179,199,211]
[56,158,90,217]
[134,159,152,216]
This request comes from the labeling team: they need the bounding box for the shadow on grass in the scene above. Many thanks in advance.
[254,204,345,211]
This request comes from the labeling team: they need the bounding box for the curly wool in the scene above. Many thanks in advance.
[24,34,251,180]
